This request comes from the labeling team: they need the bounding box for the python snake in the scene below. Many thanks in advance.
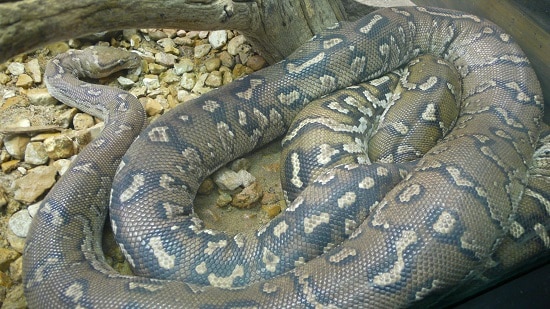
[22,6,549,308]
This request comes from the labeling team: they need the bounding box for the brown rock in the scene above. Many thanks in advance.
[231,182,263,209]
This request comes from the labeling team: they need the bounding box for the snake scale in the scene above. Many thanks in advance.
[22,6,549,308]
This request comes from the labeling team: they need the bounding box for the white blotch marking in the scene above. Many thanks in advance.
[337,191,356,208]
[202,100,220,112]
[290,152,303,188]
[329,247,357,264]
[304,212,330,234]
[273,221,289,238]
[398,184,421,203]
[128,282,164,292]
[238,110,247,125]
[286,52,325,74]
[148,126,170,142]
[320,75,336,89]
[120,174,145,203]
[317,144,340,164]
[345,219,357,235]
[373,230,417,286]
[278,90,301,106]
[327,101,349,114]
[207,265,244,288]
[323,38,343,49]
[195,261,207,274]
[149,237,175,270]
[433,211,456,234]
[509,220,525,238]
[159,174,174,190]
[359,176,375,189]
[359,14,384,34]
[447,167,474,187]
[204,240,228,255]
[419,76,438,90]
[64,282,84,303]
[422,103,437,121]
[262,247,281,272]
[534,223,549,248]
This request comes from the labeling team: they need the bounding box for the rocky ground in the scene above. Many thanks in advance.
[0,28,287,308]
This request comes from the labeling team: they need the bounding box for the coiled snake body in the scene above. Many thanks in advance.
[23,6,548,308]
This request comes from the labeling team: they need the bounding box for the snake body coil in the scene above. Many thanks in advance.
[23,6,548,308]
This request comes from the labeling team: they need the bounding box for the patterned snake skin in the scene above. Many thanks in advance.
[23,6,549,308]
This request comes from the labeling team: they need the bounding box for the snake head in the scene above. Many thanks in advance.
[80,46,142,79]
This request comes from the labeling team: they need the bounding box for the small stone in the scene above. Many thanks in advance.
[46,41,70,56]
[205,71,222,87]
[194,44,212,58]
[147,29,168,40]
[6,229,26,253]
[0,188,7,209]
[191,73,211,94]
[208,30,228,49]
[143,74,161,90]
[129,34,142,48]
[7,62,25,75]
[24,142,49,165]
[145,98,164,116]
[13,165,57,203]
[56,107,78,128]
[236,169,256,187]
[160,69,180,84]
[232,64,254,79]
[117,76,135,87]
[0,72,10,84]
[130,85,147,98]
[218,51,235,68]
[25,58,42,83]
[231,182,263,209]
[3,135,30,160]
[213,167,241,191]
[173,58,194,75]
[216,192,233,208]
[157,37,176,49]
[261,202,283,218]
[155,52,177,67]
[73,113,95,130]
[261,191,281,205]
[27,201,41,218]
[147,63,167,74]
[221,70,233,85]
[204,57,221,72]
[230,158,251,172]
[174,36,193,46]
[43,135,75,160]
[53,158,72,176]
[9,256,23,283]
[8,209,33,238]
[246,55,267,71]
[197,177,215,195]
[179,73,196,90]
[227,35,248,55]
[162,29,178,38]
[26,88,57,106]
[198,31,209,39]
[186,31,199,39]
[1,160,19,173]
[15,74,33,88]
[0,248,20,271]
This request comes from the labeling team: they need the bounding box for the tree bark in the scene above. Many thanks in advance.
[0,0,355,64]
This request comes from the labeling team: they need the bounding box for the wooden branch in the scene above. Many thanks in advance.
[0,0,259,63]
[0,0,352,64]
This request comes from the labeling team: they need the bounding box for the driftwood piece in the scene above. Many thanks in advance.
[0,0,350,64]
